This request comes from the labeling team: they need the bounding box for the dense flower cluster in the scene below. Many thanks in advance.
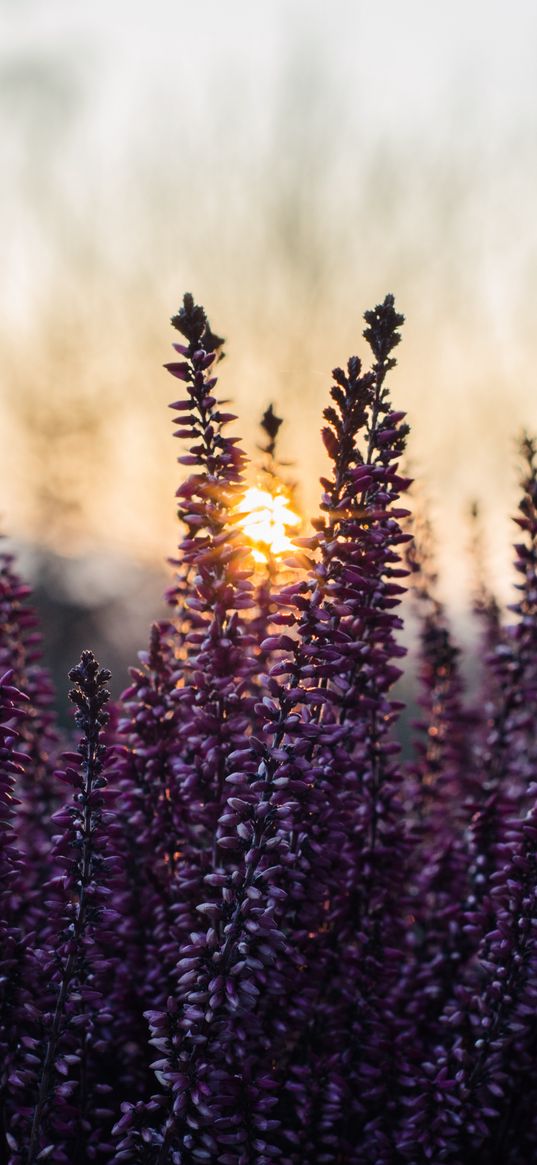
[1,293,537,1163]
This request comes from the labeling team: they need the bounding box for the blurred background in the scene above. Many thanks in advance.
[1,0,537,697]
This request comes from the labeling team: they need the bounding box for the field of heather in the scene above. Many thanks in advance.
[2,292,537,1163]
[3,4,537,1163]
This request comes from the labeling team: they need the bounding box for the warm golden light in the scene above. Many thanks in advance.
[236,486,301,563]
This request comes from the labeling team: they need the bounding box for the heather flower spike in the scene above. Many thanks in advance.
[22,651,114,1165]
[0,670,29,1115]
[0,550,61,915]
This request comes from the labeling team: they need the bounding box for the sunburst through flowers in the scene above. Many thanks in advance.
[236,485,301,564]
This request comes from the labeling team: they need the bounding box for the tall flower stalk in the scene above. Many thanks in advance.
[0,670,29,1151]
[461,436,537,968]
[276,295,412,1161]
[113,295,261,1162]
[0,550,60,921]
[22,652,115,1164]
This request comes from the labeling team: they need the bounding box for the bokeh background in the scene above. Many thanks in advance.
[2,0,537,693]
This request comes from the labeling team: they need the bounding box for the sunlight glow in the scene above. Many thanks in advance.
[237,486,301,564]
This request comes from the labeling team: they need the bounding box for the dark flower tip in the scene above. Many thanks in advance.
[363,293,405,362]
[170,292,225,356]
[259,403,284,456]
[68,650,111,692]
[261,404,283,442]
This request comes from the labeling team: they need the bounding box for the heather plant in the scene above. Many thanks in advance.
[3,293,537,1164]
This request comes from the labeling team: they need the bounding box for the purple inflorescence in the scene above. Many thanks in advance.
[3,294,537,1163]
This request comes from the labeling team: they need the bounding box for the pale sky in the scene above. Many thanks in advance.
[1,0,537,607]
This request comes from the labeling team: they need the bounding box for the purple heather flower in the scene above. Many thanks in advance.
[0,550,62,925]
[0,670,30,1129]
[12,652,118,1165]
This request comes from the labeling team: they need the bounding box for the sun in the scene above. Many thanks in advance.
[236,486,301,564]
